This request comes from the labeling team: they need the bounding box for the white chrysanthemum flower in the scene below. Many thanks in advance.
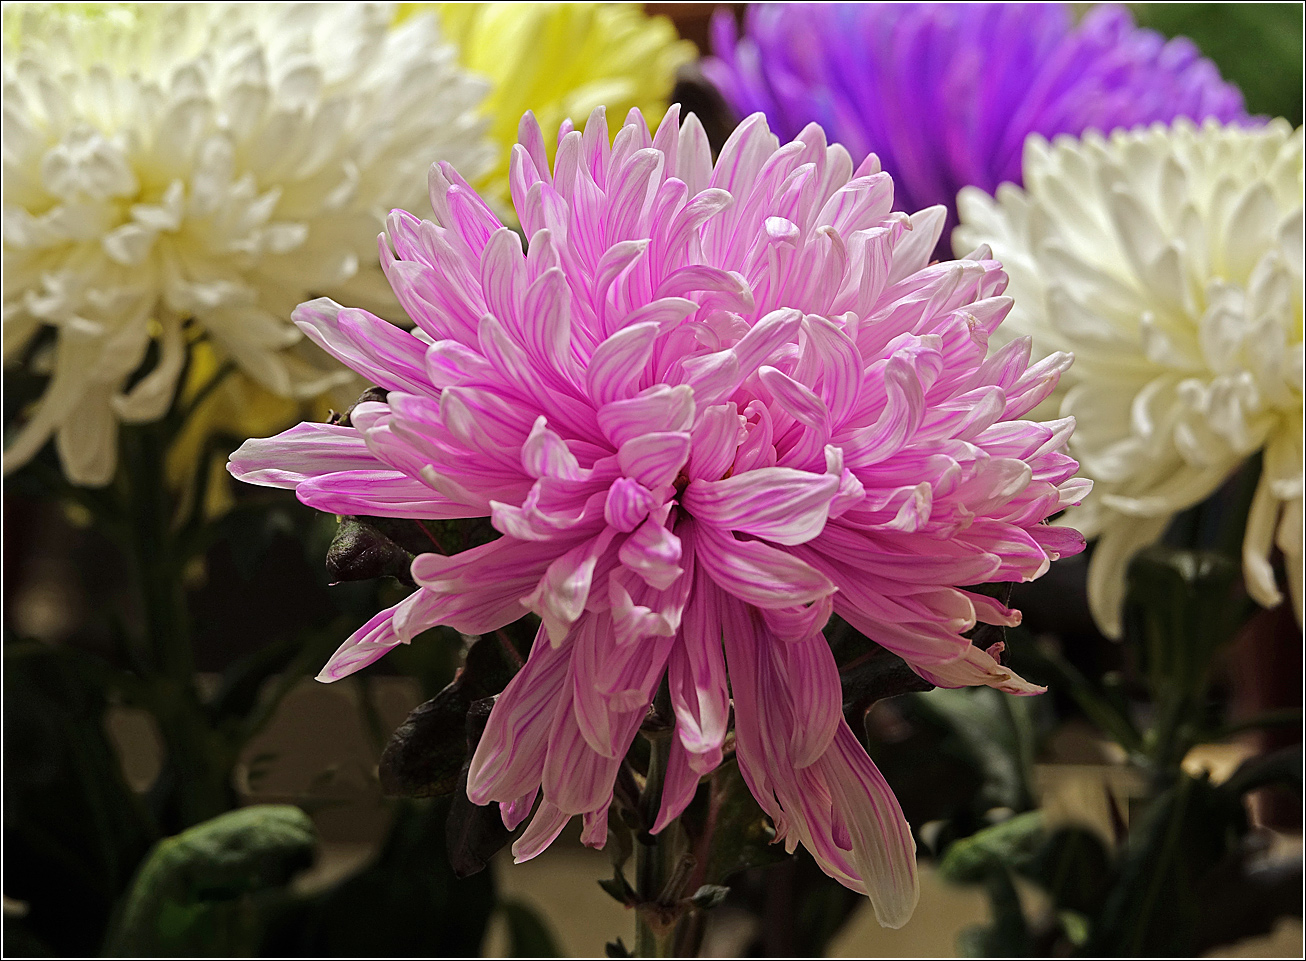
[2,2,494,485]
[955,118,1304,637]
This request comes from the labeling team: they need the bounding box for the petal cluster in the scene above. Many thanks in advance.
[704,3,1249,250]
[230,106,1088,925]
[2,3,494,485]
[956,118,1304,636]
[407,2,695,211]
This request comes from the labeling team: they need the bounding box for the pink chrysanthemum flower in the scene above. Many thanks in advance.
[230,106,1088,926]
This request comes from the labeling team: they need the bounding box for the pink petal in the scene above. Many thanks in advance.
[294,299,432,395]
[688,404,747,481]
[760,594,835,642]
[652,736,704,834]
[759,366,829,434]
[525,530,618,643]
[618,518,684,590]
[581,806,610,849]
[912,642,1046,695]
[315,592,434,683]
[796,313,862,426]
[816,724,920,927]
[776,632,843,769]
[604,477,658,532]
[297,470,475,519]
[228,423,381,488]
[500,789,539,831]
[669,567,730,757]
[586,322,660,406]
[683,466,839,546]
[541,697,630,815]
[511,801,571,863]
[598,384,695,448]
[694,523,836,609]
[616,431,692,489]
[468,624,569,804]
[521,416,582,480]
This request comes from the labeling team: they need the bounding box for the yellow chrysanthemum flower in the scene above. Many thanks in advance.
[401,3,695,208]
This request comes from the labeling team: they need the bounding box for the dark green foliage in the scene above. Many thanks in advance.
[326,516,422,585]
[105,805,316,957]
[3,640,156,957]
[499,899,564,957]
[938,811,1046,885]
[1133,2,1304,124]
[262,800,497,957]
[445,698,517,878]
[917,687,1039,814]
[938,540,1303,956]
[379,633,523,800]
[687,758,790,886]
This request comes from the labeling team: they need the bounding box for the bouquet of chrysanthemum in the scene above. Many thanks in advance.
[5,3,1302,959]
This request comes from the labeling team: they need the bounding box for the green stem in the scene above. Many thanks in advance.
[1036,642,1144,756]
[635,730,677,958]
[124,425,232,827]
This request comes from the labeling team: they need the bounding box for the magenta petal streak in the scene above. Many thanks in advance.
[228,107,1089,928]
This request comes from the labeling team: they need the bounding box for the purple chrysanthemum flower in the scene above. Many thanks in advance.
[704,3,1250,249]
[229,106,1089,926]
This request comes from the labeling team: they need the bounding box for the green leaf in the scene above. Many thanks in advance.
[597,874,637,905]
[938,811,1045,885]
[917,686,1039,813]
[1221,745,1303,798]
[833,620,934,727]
[500,899,563,957]
[379,632,522,798]
[1089,773,1246,955]
[1057,909,1090,948]
[325,516,420,585]
[1028,826,1112,916]
[105,805,316,957]
[1125,546,1244,698]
